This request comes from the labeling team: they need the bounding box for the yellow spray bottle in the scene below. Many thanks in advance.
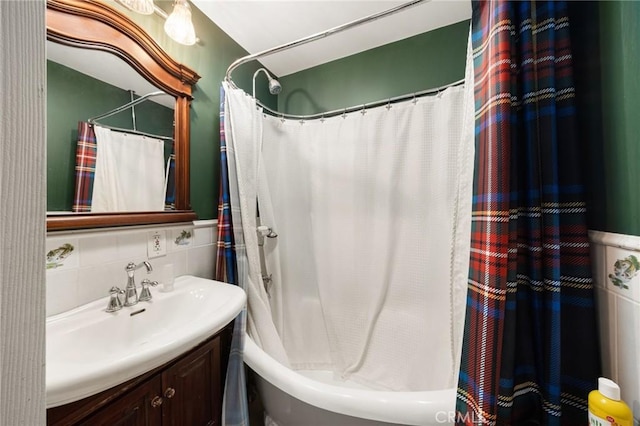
[588,377,633,426]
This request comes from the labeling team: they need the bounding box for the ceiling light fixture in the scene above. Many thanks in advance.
[118,0,199,46]
[115,0,155,15]
[163,0,197,46]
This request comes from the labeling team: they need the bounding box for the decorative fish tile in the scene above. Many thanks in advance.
[606,246,640,303]
[172,228,193,249]
[46,239,79,270]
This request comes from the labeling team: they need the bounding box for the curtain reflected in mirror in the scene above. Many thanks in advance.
[47,43,175,213]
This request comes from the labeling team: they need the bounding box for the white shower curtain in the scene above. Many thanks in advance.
[223,83,290,366]
[92,125,165,212]
[223,68,474,392]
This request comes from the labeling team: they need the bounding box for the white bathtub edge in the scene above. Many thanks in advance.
[243,333,457,425]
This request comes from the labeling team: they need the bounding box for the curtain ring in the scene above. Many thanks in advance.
[320,114,325,123]
[299,119,305,125]
[342,109,347,119]
[280,114,285,123]
[360,105,367,115]
[412,94,418,105]
[386,99,392,110]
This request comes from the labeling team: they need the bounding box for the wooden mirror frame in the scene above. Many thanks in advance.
[46,0,200,231]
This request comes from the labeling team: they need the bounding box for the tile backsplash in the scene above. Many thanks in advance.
[590,230,640,425]
[46,220,217,316]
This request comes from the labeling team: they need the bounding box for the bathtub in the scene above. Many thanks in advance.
[244,333,456,426]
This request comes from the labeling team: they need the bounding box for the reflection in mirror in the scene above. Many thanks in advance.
[46,0,200,230]
[47,42,176,213]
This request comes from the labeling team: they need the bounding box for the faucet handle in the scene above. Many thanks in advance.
[138,279,159,302]
[106,286,124,312]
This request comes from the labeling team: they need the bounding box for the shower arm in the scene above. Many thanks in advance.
[252,68,280,98]
[252,68,269,98]
[225,0,429,88]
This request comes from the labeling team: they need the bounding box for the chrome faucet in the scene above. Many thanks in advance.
[124,261,153,306]
[106,286,124,312]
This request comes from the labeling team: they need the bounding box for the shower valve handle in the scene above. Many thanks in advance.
[257,225,278,238]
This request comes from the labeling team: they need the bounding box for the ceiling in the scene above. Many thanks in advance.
[191,0,471,77]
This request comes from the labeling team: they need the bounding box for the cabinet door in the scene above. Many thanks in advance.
[162,335,222,426]
[78,376,163,426]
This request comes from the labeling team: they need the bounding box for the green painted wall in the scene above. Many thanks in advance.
[569,1,606,233]
[570,1,640,236]
[47,61,174,211]
[278,20,469,115]
[597,1,640,235]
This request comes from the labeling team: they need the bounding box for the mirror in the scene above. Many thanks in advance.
[46,0,200,231]
[47,41,177,213]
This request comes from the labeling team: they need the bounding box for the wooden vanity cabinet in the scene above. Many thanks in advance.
[78,376,163,426]
[161,334,222,425]
[48,326,232,426]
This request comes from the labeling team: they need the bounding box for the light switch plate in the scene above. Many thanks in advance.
[147,230,167,258]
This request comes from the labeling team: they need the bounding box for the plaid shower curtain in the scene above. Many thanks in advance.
[216,87,237,285]
[216,85,249,426]
[456,1,600,425]
[72,121,97,212]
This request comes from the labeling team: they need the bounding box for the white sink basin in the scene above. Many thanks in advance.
[46,275,246,408]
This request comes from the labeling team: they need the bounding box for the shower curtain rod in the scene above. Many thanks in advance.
[88,91,170,123]
[88,90,174,141]
[225,0,429,84]
[258,78,465,121]
[88,122,174,142]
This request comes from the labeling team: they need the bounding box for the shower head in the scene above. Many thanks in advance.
[253,68,282,98]
[268,78,282,95]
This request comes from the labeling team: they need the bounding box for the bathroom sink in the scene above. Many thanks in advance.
[46,275,246,408]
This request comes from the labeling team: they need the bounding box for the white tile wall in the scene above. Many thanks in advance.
[46,220,217,317]
[590,231,640,425]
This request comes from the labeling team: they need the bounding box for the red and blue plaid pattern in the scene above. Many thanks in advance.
[456,2,600,425]
[216,86,237,285]
[72,121,97,212]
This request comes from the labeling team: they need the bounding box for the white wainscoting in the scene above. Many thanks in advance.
[590,230,640,425]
